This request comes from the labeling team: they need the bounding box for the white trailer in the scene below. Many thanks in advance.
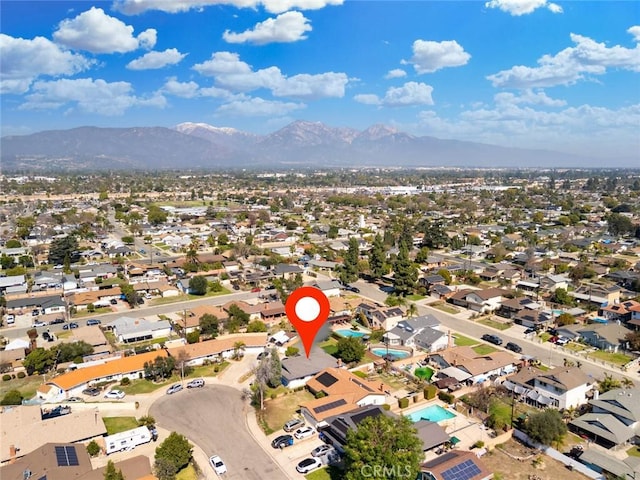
[105,426,152,455]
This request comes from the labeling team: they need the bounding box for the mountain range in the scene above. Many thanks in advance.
[0,121,632,171]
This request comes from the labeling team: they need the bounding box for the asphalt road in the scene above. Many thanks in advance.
[149,385,288,480]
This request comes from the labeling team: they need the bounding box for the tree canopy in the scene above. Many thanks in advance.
[343,414,423,480]
[524,409,567,446]
[188,275,208,295]
[336,336,366,364]
[199,313,219,338]
[48,235,79,265]
[154,432,192,480]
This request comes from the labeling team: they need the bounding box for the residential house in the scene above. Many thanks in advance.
[600,300,640,323]
[570,388,640,449]
[312,280,342,298]
[0,407,107,463]
[41,350,168,399]
[103,317,172,344]
[539,274,571,292]
[418,275,446,292]
[182,304,229,334]
[273,263,305,279]
[319,405,391,453]
[0,275,27,295]
[259,301,287,326]
[577,323,633,352]
[414,420,451,453]
[0,348,27,372]
[419,450,493,480]
[167,333,268,364]
[300,368,386,424]
[504,366,594,409]
[6,294,65,316]
[70,326,113,358]
[32,271,64,291]
[496,297,542,320]
[281,346,340,389]
[355,303,404,330]
[70,286,122,310]
[570,283,621,308]
[429,346,517,384]
[382,315,448,353]
[448,288,508,313]
[513,310,554,330]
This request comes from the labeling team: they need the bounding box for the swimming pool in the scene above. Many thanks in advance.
[336,329,368,338]
[407,404,456,423]
[370,347,411,360]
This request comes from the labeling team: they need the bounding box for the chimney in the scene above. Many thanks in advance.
[9,445,16,464]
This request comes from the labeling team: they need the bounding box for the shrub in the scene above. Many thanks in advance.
[2,374,11,382]
[438,391,455,404]
[424,384,437,400]
[472,440,485,449]
[86,440,100,457]
[352,370,367,379]
[17,372,26,379]
[382,404,391,411]
[315,391,327,399]
[213,365,220,373]
[1,390,23,405]
[120,377,130,386]
[398,397,409,409]
[412,394,419,403]
[270,392,277,400]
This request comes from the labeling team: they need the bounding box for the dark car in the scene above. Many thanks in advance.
[86,319,101,326]
[63,322,79,330]
[346,285,360,293]
[505,342,522,353]
[271,434,294,449]
[49,318,65,325]
[110,299,118,305]
[82,387,100,396]
[481,333,503,345]
[523,327,536,335]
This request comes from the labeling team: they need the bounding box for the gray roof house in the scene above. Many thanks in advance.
[570,388,640,449]
[104,317,172,344]
[382,315,447,353]
[280,346,340,389]
[577,323,633,352]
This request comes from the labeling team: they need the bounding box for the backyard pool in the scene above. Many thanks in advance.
[336,329,368,338]
[407,404,456,423]
[370,347,411,360]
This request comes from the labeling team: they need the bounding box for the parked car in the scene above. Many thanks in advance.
[166,384,183,395]
[104,389,126,400]
[63,322,79,330]
[271,434,294,449]
[481,333,503,345]
[82,387,101,396]
[186,378,205,388]
[110,299,118,305]
[555,336,569,346]
[86,319,101,326]
[523,327,537,335]
[42,331,54,342]
[32,309,40,316]
[6,314,15,324]
[64,397,84,403]
[283,418,305,432]
[505,342,522,353]
[209,455,227,475]
[49,318,65,325]
[32,321,47,327]
[251,287,261,292]
[311,444,334,457]
[296,457,322,474]
[294,426,316,440]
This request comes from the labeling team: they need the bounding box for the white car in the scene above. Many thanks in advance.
[296,457,322,474]
[104,389,126,399]
[311,444,334,457]
[209,455,227,475]
[186,378,205,388]
[294,426,316,440]
[32,321,47,327]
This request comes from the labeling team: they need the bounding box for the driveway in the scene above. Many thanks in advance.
[150,384,288,480]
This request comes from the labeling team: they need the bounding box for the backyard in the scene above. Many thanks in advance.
[102,416,139,435]
[0,374,44,400]
[259,389,314,435]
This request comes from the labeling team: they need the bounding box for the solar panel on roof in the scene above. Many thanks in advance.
[54,446,79,467]
[315,372,338,388]
[441,459,481,480]
[314,398,347,413]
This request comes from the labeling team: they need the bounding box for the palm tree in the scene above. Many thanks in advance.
[233,341,246,360]
[407,303,418,318]
[185,238,200,265]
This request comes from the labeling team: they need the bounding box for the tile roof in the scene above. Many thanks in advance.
[167,333,268,359]
[48,350,168,391]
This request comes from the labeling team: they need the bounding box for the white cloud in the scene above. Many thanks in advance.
[0,34,93,94]
[193,51,349,99]
[113,0,342,15]
[161,78,201,98]
[215,96,304,116]
[19,77,165,115]
[487,31,640,88]
[223,11,311,45]
[355,82,434,107]
[353,94,381,105]
[385,69,406,79]
[53,7,156,53]
[485,0,562,16]
[494,89,566,107]
[127,49,187,70]
[628,26,640,42]
[412,102,640,158]
[403,39,471,74]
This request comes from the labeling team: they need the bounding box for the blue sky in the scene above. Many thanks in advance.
[1,0,639,159]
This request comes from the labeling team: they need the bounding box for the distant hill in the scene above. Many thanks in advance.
[0,120,629,171]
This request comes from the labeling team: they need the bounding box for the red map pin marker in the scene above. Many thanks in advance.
[285,286,330,358]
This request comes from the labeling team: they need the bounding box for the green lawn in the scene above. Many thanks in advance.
[407,294,425,301]
[187,287,231,299]
[626,446,640,458]
[119,362,229,394]
[473,345,498,355]
[103,416,139,435]
[306,466,343,480]
[563,342,588,352]
[261,389,314,434]
[319,338,338,356]
[478,318,512,331]
[176,464,198,480]
[453,334,478,347]
[73,307,112,318]
[428,302,460,314]
[588,350,633,366]
[0,374,43,400]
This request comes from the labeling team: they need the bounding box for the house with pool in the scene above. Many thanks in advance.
[429,346,517,385]
[382,315,448,353]
[355,302,404,330]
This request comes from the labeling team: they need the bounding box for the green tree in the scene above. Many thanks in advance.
[268,347,282,388]
[598,373,622,393]
[0,255,14,270]
[418,220,448,249]
[119,282,140,307]
[285,346,299,357]
[147,205,168,226]
[343,414,422,480]
[199,314,219,338]
[524,409,567,446]
[5,239,21,248]
[393,243,417,296]
[551,288,575,307]
[86,439,100,457]
[336,336,366,364]
[327,225,339,239]
[1,389,24,405]
[415,246,430,264]
[144,356,176,381]
[55,341,94,363]
[154,432,193,478]
[227,304,250,332]
[48,235,79,265]
[247,320,268,332]
[121,236,135,245]
[188,275,208,295]
[607,213,634,236]
[436,268,452,285]
[368,234,388,280]
[104,460,125,480]
[23,348,55,375]
[556,313,575,326]
[625,331,640,351]
[339,237,360,284]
